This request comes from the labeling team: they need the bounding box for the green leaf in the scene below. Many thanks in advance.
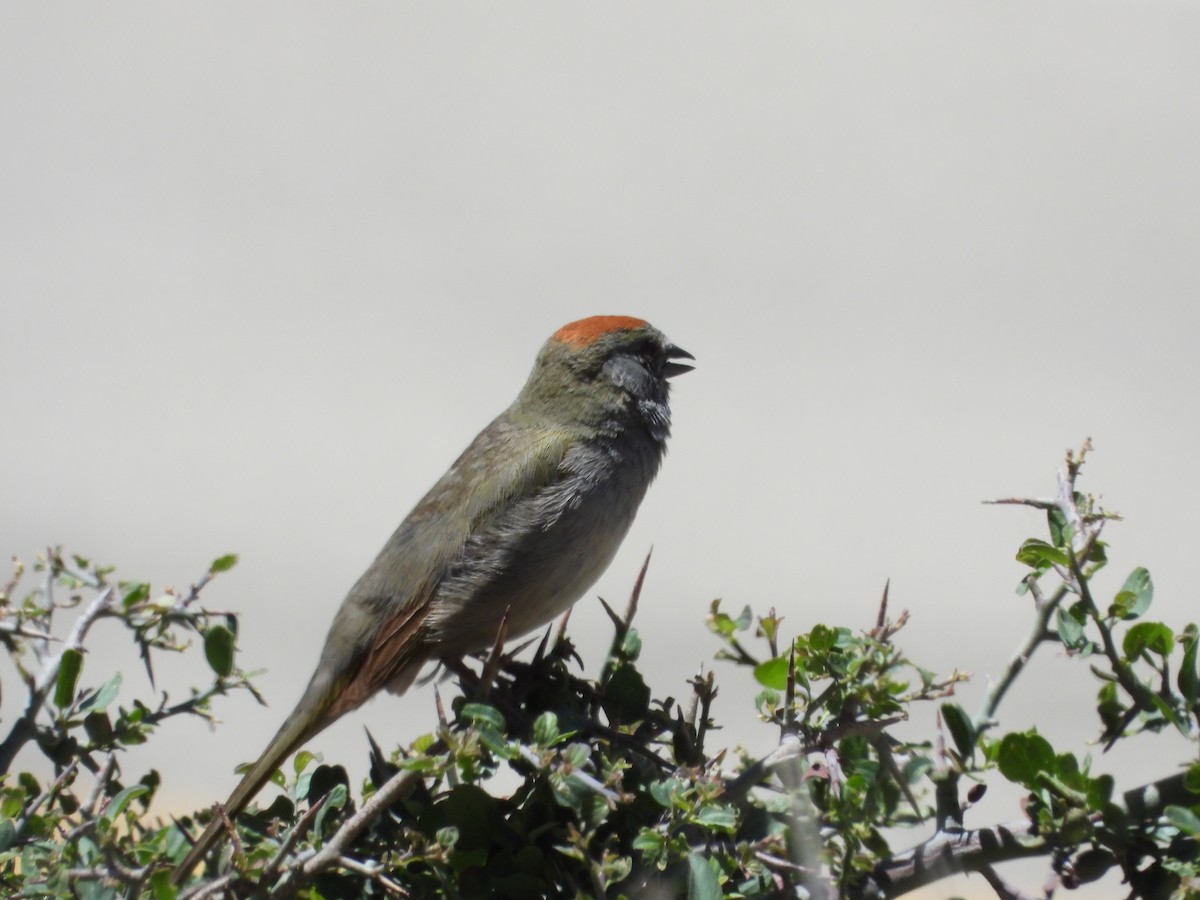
[1185,763,1200,795]
[1110,567,1153,620]
[210,553,239,573]
[0,820,14,853]
[1086,773,1114,809]
[54,649,83,709]
[1046,506,1070,548]
[753,655,788,690]
[809,624,836,653]
[707,600,737,637]
[313,783,348,836]
[293,750,317,775]
[1096,681,1125,736]
[649,778,681,809]
[687,852,722,900]
[81,672,122,712]
[1056,605,1086,650]
[0,791,20,819]
[148,870,175,900]
[459,703,506,731]
[203,624,236,677]
[563,742,590,769]
[621,627,642,660]
[479,725,514,757]
[1123,621,1174,660]
[120,581,150,609]
[997,731,1055,787]
[533,712,559,746]
[941,703,976,760]
[732,605,753,632]
[632,828,665,856]
[757,611,779,644]
[1165,804,1200,836]
[105,785,149,821]
[1179,626,1199,705]
[694,804,737,832]
[1015,539,1070,570]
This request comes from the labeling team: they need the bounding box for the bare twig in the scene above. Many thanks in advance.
[253,791,336,893]
[983,498,1058,510]
[972,582,1068,737]
[176,567,217,611]
[0,621,57,641]
[753,848,810,874]
[268,767,425,898]
[332,854,408,895]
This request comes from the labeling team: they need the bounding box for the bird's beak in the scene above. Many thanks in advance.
[663,344,695,379]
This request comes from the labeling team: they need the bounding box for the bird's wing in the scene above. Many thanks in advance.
[324,419,576,717]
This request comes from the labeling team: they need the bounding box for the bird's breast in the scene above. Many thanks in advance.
[426,438,663,655]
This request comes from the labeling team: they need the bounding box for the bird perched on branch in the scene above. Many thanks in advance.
[173,315,693,882]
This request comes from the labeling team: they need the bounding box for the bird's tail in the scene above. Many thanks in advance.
[170,703,325,885]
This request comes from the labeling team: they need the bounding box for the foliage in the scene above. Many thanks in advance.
[2,443,1200,898]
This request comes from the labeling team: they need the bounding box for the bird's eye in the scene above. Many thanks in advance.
[629,337,660,362]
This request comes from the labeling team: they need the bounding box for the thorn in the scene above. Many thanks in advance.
[625,548,653,625]
[477,606,510,702]
[434,685,448,729]
[784,643,797,732]
[554,607,572,644]
[532,625,551,665]
[598,596,622,629]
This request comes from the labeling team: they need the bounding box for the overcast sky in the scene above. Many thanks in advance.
[3,3,1198,896]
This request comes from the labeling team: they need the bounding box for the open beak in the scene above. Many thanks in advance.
[663,344,695,379]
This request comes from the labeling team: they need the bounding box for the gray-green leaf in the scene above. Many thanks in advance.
[687,852,722,900]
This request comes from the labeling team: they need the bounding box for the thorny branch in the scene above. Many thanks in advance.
[976,440,1114,736]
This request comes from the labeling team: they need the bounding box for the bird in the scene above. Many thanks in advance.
[172,315,693,882]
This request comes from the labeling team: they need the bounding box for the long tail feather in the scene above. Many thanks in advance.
[170,704,326,885]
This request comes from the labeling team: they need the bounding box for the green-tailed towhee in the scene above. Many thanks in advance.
[173,315,692,881]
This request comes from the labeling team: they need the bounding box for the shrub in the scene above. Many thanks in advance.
[2,442,1198,898]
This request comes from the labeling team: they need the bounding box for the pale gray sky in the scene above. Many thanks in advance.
[3,3,1199,896]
